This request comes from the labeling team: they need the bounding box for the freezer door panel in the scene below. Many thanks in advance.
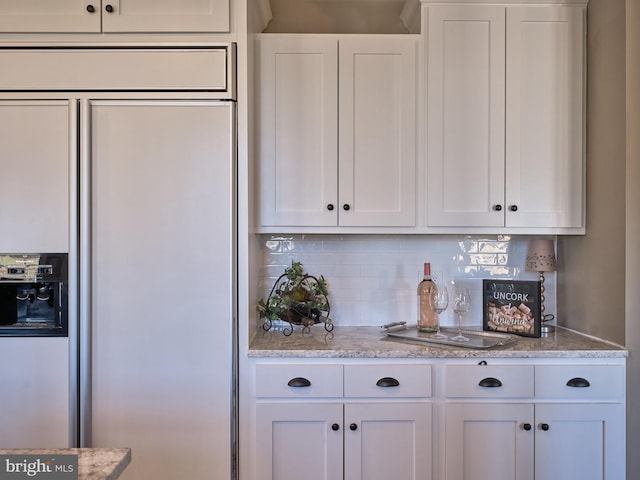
[86,100,234,480]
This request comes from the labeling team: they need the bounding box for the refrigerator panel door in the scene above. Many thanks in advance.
[85,100,234,480]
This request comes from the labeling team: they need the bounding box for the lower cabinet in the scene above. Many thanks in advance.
[254,362,433,480]
[256,402,431,480]
[445,402,624,480]
[256,403,343,480]
[250,358,625,480]
[443,361,626,480]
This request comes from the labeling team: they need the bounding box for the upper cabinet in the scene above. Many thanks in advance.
[0,101,72,253]
[257,35,418,229]
[425,4,585,231]
[0,0,230,33]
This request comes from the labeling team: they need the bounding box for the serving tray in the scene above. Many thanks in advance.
[383,325,519,350]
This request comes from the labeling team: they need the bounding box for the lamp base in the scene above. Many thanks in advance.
[541,323,555,334]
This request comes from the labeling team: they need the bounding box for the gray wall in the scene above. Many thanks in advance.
[558,0,626,343]
[625,0,640,477]
[559,0,640,477]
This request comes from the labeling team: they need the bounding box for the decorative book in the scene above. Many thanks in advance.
[482,279,541,338]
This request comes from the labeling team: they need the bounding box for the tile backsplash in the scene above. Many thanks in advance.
[258,234,557,329]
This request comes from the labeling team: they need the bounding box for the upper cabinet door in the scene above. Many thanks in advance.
[338,37,417,227]
[505,6,584,228]
[257,35,417,229]
[0,101,72,253]
[101,0,229,33]
[258,37,339,227]
[0,0,229,33]
[0,0,101,32]
[426,6,506,228]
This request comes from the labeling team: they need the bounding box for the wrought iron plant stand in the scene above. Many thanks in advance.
[258,262,333,336]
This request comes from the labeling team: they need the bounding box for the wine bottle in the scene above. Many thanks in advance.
[417,263,439,332]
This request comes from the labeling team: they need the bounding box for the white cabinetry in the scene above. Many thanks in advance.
[425,5,585,231]
[254,362,432,480]
[86,99,235,480]
[0,338,70,447]
[250,357,625,480]
[0,0,229,33]
[0,101,72,253]
[442,361,625,480]
[258,35,417,229]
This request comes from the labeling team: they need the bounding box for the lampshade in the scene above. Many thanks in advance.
[525,239,557,272]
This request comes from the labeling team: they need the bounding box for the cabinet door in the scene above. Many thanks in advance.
[445,403,534,480]
[101,0,229,33]
[0,0,100,32]
[426,6,506,227]
[0,101,71,253]
[534,403,625,480]
[505,7,584,228]
[256,403,343,480]
[88,101,235,480]
[258,37,339,227]
[338,38,417,227]
[344,402,432,480]
[0,338,70,448]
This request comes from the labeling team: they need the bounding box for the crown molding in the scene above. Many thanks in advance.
[420,0,588,5]
[254,0,273,32]
[400,0,421,33]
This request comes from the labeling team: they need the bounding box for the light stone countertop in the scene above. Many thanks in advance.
[0,448,131,480]
[249,325,627,359]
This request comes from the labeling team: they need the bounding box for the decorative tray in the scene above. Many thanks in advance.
[382,324,519,350]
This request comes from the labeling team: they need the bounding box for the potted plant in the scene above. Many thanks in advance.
[257,261,333,335]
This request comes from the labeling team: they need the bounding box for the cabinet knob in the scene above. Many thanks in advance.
[509,205,518,212]
[566,377,590,388]
[105,4,115,13]
[493,204,502,212]
[331,423,340,431]
[478,377,503,388]
[376,377,400,388]
[86,4,96,13]
[349,423,358,431]
[327,204,334,211]
[343,204,351,211]
[540,423,550,431]
[523,423,532,431]
[287,377,311,388]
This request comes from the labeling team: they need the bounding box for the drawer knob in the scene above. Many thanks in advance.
[376,377,400,388]
[478,377,503,388]
[287,377,311,388]
[331,423,340,431]
[566,377,590,388]
[540,423,550,431]
[86,4,96,13]
[350,423,358,431]
[523,423,532,431]
[327,204,334,211]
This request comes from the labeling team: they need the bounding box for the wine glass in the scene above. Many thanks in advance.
[452,286,471,342]
[428,286,449,339]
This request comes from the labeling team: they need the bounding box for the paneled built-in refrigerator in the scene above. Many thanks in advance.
[79,99,236,480]
[0,46,237,479]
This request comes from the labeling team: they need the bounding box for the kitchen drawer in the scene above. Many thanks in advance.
[344,364,432,398]
[445,364,534,398]
[535,365,624,400]
[255,364,343,398]
[0,46,234,97]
